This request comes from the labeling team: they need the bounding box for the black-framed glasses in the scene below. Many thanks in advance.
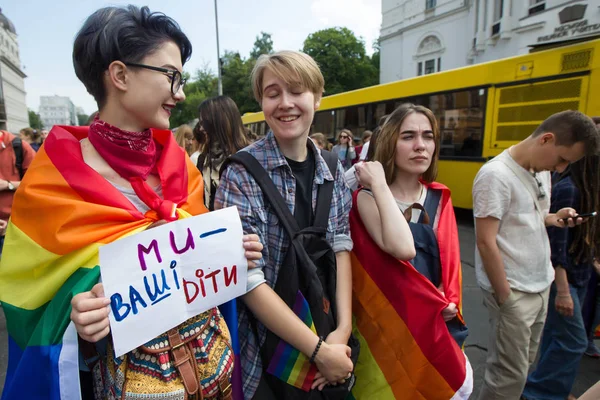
[532,173,546,200]
[124,62,186,95]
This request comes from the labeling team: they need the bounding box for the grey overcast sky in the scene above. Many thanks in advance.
[3,0,381,115]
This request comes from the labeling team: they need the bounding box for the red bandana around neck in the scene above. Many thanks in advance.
[87,118,179,221]
[87,117,161,180]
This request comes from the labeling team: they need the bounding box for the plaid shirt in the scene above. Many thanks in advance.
[215,132,353,399]
[548,174,592,288]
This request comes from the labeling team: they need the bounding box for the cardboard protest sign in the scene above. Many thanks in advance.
[99,206,247,357]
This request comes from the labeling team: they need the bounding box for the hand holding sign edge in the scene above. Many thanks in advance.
[71,283,111,343]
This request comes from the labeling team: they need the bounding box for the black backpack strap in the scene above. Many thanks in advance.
[419,187,442,227]
[222,152,300,238]
[12,137,24,180]
[312,150,338,230]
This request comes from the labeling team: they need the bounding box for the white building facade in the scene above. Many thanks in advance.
[380,0,600,83]
[0,9,28,133]
[39,96,78,129]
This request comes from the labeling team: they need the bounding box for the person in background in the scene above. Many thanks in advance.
[174,123,194,156]
[522,147,600,400]
[355,130,372,163]
[310,132,328,150]
[584,272,600,358]
[40,130,49,143]
[0,129,36,256]
[246,127,259,142]
[197,95,251,211]
[473,110,599,400]
[20,128,42,152]
[191,120,206,166]
[331,129,356,171]
[344,127,380,192]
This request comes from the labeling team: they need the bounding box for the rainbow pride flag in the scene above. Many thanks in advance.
[0,125,242,399]
[266,291,318,391]
[350,183,472,399]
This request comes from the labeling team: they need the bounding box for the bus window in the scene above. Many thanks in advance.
[335,105,368,139]
[313,110,335,141]
[412,88,486,158]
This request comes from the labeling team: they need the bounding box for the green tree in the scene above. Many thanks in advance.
[250,32,274,60]
[302,27,378,95]
[194,64,219,98]
[169,66,221,128]
[371,38,380,79]
[221,51,256,114]
[28,110,43,129]
[77,113,89,126]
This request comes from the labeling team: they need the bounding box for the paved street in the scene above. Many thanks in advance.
[0,211,598,398]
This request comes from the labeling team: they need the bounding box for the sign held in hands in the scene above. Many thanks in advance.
[99,206,247,357]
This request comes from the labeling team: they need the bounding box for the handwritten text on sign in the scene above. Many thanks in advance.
[99,206,247,357]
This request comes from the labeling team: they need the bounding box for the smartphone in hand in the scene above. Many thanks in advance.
[559,211,597,222]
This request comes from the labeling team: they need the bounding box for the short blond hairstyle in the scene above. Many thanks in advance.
[251,50,325,103]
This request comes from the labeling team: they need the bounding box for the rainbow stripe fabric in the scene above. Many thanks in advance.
[266,291,318,391]
[350,183,472,399]
[0,125,242,399]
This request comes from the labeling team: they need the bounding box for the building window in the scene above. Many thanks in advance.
[425,0,436,10]
[437,57,441,72]
[492,0,503,36]
[418,62,423,76]
[425,59,436,75]
[528,0,545,15]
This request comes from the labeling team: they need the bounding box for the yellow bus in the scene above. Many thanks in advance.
[242,39,600,209]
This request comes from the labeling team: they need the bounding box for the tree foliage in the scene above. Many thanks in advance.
[169,68,219,128]
[169,28,380,122]
[250,32,274,60]
[302,27,378,95]
[28,110,43,130]
[222,51,256,114]
[77,113,89,126]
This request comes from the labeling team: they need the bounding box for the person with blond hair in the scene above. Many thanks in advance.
[173,123,194,155]
[310,132,328,150]
[216,50,356,399]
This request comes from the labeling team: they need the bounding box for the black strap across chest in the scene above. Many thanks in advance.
[226,150,338,237]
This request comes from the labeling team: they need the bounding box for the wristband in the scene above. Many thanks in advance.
[310,337,323,364]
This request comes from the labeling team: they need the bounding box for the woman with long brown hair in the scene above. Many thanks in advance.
[350,103,471,398]
[197,95,251,210]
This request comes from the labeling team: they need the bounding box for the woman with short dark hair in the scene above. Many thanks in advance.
[0,5,261,399]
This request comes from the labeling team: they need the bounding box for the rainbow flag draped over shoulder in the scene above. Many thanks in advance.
[350,183,472,400]
[0,125,242,399]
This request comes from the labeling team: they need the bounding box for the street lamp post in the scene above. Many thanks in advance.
[214,0,223,96]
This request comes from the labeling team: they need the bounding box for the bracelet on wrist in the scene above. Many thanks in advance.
[310,337,323,364]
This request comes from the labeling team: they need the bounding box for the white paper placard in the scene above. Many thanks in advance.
[99,206,247,357]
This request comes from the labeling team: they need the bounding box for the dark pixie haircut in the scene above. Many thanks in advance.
[532,110,599,155]
[73,5,192,108]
